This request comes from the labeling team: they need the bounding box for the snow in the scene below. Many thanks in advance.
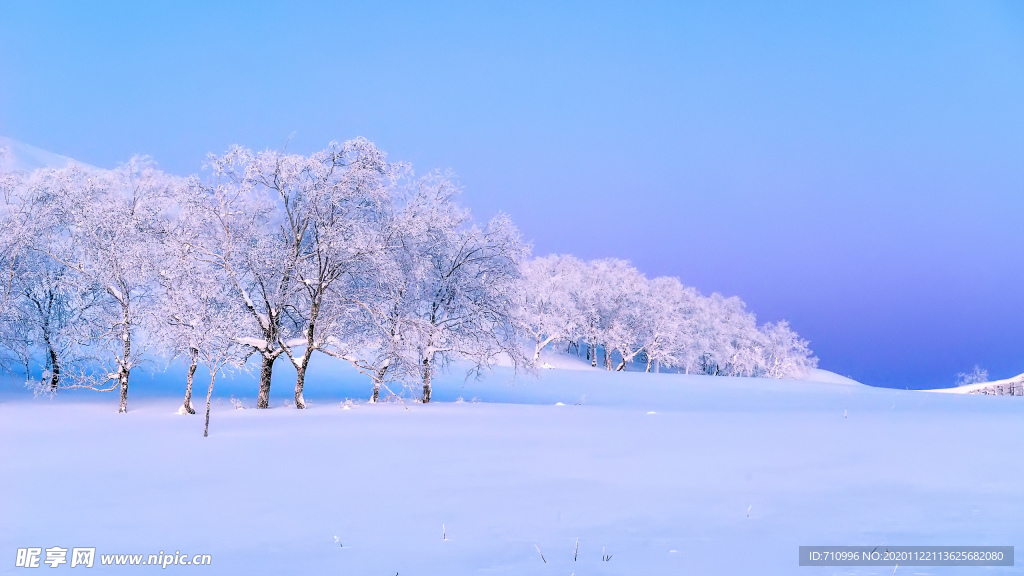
[2,366,1021,575]
[0,135,94,172]
[535,350,858,385]
[926,372,1024,394]
[235,337,269,351]
[535,348,599,371]
[799,367,864,386]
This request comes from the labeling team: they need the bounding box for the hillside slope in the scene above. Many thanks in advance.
[0,135,94,172]
[2,368,1021,575]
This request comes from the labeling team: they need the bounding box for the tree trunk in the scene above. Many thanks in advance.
[295,301,318,409]
[422,357,432,403]
[118,308,131,413]
[257,355,274,409]
[645,357,653,373]
[47,344,60,391]
[38,296,60,391]
[369,366,388,403]
[590,341,597,367]
[604,347,612,370]
[294,364,307,409]
[203,373,216,437]
[616,356,627,371]
[655,359,660,374]
[183,348,198,415]
[118,369,129,413]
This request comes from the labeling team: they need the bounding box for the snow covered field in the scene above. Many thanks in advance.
[2,365,1022,575]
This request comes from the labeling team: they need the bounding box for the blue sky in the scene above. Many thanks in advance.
[1,1,1022,388]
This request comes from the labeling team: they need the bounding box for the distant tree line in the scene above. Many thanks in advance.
[520,255,816,378]
[0,140,816,417]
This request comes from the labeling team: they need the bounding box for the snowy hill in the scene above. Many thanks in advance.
[927,371,1024,396]
[534,349,862,385]
[3,366,1021,575]
[799,367,863,386]
[0,135,93,172]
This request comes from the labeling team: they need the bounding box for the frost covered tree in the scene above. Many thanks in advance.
[759,320,817,378]
[1,157,86,389]
[401,174,528,403]
[326,272,413,403]
[326,188,420,402]
[188,147,302,409]
[153,234,248,425]
[0,154,27,373]
[161,242,248,434]
[641,277,700,372]
[11,249,81,391]
[531,257,646,369]
[602,263,650,371]
[152,184,251,414]
[518,254,581,363]
[683,293,760,376]
[326,173,530,403]
[955,365,988,387]
[519,254,817,379]
[147,176,247,428]
[279,140,394,409]
[200,317,247,436]
[572,259,645,370]
[567,260,605,368]
[27,159,173,412]
[191,140,397,409]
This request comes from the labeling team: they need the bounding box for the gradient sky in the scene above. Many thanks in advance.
[1,1,1022,388]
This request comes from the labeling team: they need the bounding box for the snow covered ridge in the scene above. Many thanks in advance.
[0,135,95,172]
[926,372,1024,396]
[0,136,816,418]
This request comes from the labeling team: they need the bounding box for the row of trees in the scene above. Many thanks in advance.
[0,140,816,417]
[0,141,525,420]
[520,256,816,378]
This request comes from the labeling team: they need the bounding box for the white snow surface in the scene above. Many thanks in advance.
[926,372,1024,394]
[0,135,94,172]
[799,367,863,386]
[532,350,862,386]
[2,367,1021,575]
